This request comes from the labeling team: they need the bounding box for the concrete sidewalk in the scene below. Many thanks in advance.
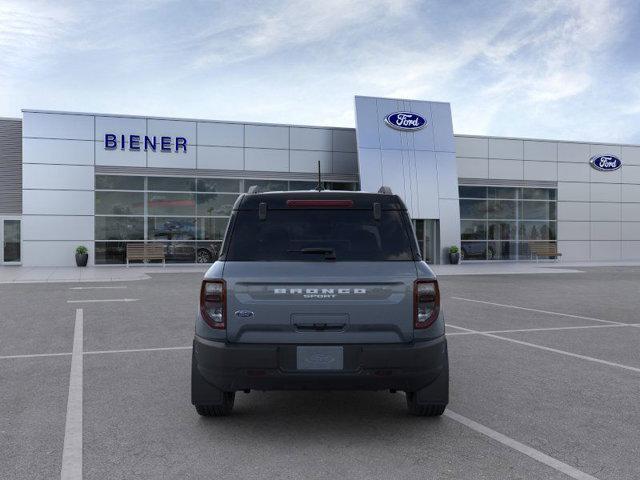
[431,263,581,276]
[0,265,209,283]
[432,259,640,276]
[0,260,638,283]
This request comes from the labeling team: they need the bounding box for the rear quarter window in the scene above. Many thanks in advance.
[225,209,416,261]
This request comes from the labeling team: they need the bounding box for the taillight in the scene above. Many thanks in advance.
[200,280,226,329]
[414,279,440,329]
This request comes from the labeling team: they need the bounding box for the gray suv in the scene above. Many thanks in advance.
[191,189,449,416]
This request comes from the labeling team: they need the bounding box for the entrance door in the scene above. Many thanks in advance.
[413,219,440,264]
[1,218,21,264]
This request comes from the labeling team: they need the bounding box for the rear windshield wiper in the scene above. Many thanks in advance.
[287,247,337,260]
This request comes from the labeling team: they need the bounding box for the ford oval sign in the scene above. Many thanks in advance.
[384,112,427,131]
[590,155,622,172]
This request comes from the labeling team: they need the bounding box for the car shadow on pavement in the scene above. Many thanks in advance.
[195,390,445,434]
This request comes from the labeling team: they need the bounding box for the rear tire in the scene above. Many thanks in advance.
[406,393,446,416]
[194,392,235,417]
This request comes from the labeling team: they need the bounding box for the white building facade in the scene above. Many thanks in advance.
[0,95,637,267]
[455,134,640,262]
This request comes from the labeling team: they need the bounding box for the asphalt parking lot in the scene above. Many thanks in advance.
[2,267,640,479]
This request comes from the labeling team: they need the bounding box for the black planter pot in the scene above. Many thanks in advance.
[75,253,88,267]
[449,252,460,264]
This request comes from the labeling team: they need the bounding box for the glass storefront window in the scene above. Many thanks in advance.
[520,221,556,240]
[197,218,229,240]
[147,217,196,240]
[518,242,534,259]
[521,201,556,220]
[196,241,222,263]
[244,179,288,192]
[460,242,487,260]
[95,175,354,264]
[196,193,238,216]
[3,220,20,262]
[460,220,487,240]
[289,181,318,190]
[459,186,487,198]
[460,199,488,219]
[488,200,517,219]
[148,192,196,216]
[328,182,358,191]
[96,192,144,215]
[163,242,195,263]
[94,240,221,264]
[148,176,196,192]
[95,241,128,264]
[95,217,144,240]
[95,175,144,190]
[414,219,424,241]
[487,187,517,199]
[197,178,240,193]
[522,188,556,200]
[488,241,518,260]
[458,186,557,261]
[487,221,517,241]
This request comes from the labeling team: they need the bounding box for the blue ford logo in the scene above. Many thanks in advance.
[590,155,622,172]
[384,112,427,131]
[234,310,254,318]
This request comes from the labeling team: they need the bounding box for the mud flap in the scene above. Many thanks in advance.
[191,351,224,405]
[415,350,449,405]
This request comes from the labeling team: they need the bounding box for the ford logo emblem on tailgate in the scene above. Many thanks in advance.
[235,310,254,318]
[590,155,622,171]
[384,112,427,131]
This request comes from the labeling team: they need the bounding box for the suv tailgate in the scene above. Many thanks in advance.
[223,261,416,344]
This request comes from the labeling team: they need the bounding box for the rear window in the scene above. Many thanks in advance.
[225,210,415,261]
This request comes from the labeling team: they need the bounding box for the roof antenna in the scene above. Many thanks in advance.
[316,160,323,191]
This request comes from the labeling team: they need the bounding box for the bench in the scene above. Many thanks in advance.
[126,243,165,267]
[528,242,562,262]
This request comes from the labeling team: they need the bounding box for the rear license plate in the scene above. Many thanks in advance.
[296,346,343,371]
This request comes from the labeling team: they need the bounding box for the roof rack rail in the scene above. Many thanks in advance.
[247,185,260,194]
[378,186,393,195]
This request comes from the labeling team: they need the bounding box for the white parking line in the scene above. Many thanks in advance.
[445,410,599,480]
[451,297,624,325]
[0,345,192,360]
[447,323,640,374]
[66,298,138,303]
[69,286,127,290]
[84,346,191,355]
[0,351,72,360]
[446,324,473,331]
[61,309,83,480]
[446,323,640,336]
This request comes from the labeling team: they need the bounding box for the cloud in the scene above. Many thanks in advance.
[189,0,418,69]
[0,1,73,67]
[319,0,628,139]
[483,0,622,100]
[0,0,637,142]
[439,0,628,139]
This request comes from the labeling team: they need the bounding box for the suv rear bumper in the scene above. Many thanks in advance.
[192,335,448,396]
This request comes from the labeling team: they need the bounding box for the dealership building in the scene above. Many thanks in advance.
[0,95,639,267]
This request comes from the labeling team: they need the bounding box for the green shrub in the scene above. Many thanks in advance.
[76,245,88,255]
[449,245,459,254]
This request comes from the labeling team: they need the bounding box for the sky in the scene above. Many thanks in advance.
[1,0,639,142]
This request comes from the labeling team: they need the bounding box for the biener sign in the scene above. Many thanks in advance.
[104,134,188,152]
